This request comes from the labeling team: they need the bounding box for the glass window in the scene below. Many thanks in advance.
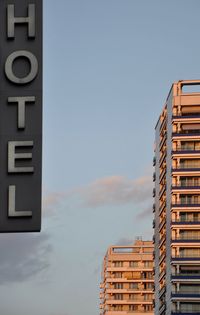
[129,261,138,267]
[114,261,123,267]
[114,272,122,278]
[144,261,153,267]
[129,305,138,311]
[114,293,123,300]
[129,283,138,289]
[114,283,123,289]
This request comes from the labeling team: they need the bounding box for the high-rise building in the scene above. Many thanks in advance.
[153,80,200,315]
[100,239,154,315]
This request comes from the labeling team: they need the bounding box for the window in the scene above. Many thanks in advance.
[129,283,138,289]
[144,261,153,267]
[144,293,152,301]
[114,272,122,278]
[180,284,200,294]
[114,261,123,267]
[180,194,200,205]
[114,305,123,311]
[144,282,154,290]
[114,293,123,300]
[180,248,200,257]
[180,302,200,312]
[144,305,153,311]
[129,261,138,267]
[129,294,137,300]
[114,283,123,289]
[129,305,138,311]
[142,271,153,279]
[180,230,200,240]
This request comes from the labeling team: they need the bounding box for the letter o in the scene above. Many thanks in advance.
[5,50,38,84]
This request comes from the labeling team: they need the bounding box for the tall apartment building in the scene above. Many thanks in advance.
[100,239,154,315]
[153,80,200,315]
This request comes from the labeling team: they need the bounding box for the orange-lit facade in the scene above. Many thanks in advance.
[153,80,200,315]
[100,240,154,315]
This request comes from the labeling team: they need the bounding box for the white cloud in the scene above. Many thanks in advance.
[42,174,153,210]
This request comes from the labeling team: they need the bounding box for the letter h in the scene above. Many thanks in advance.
[7,4,35,38]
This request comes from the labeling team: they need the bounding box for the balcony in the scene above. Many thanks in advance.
[172,185,200,191]
[159,233,166,246]
[172,130,200,137]
[103,312,154,315]
[171,201,200,208]
[159,185,166,198]
[172,114,200,119]
[159,151,167,166]
[172,147,200,155]
[159,218,166,231]
[171,272,200,280]
[171,236,200,243]
[171,290,200,298]
[172,166,200,173]
[171,219,200,225]
[158,285,166,298]
[106,298,153,304]
[172,312,200,315]
[171,255,200,261]
[159,200,166,214]
[159,167,167,182]
[159,301,166,314]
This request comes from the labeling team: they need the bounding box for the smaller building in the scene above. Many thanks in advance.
[100,239,154,315]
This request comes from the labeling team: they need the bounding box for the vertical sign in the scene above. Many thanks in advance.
[0,0,42,232]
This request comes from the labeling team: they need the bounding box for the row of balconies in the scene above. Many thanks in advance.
[171,219,200,225]
[105,298,153,304]
[107,267,153,272]
[155,94,200,314]
[171,201,200,207]
[101,311,154,314]
[172,113,200,120]
[106,288,153,294]
[172,146,200,153]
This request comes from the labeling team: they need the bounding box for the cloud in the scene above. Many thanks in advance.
[42,174,153,211]
[42,191,66,217]
[80,175,152,208]
[136,204,152,219]
[0,233,52,285]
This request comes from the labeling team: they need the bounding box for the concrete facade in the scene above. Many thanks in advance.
[100,240,154,315]
[153,80,200,315]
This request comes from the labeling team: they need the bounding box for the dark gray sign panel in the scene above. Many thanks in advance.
[0,0,42,232]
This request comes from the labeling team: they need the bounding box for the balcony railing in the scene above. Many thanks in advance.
[172,254,200,259]
[172,114,200,119]
[171,219,200,224]
[172,236,200,241]
[172,165,200,170]
[172,130,200,136]
[172,147,200,152]
[172,272,200,277]
[172,290,200,294]
[172,311,200,314]
[172,184,200,189]
[171,201,200,207]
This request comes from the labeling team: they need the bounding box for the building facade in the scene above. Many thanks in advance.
[100,239,154,315]
[153,80,200,315]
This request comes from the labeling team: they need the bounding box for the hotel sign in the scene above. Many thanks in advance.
[0,0,42,232]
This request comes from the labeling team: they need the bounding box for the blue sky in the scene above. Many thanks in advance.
[1,1,200,315]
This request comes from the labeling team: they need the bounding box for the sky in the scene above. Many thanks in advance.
[1,0,200,314]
